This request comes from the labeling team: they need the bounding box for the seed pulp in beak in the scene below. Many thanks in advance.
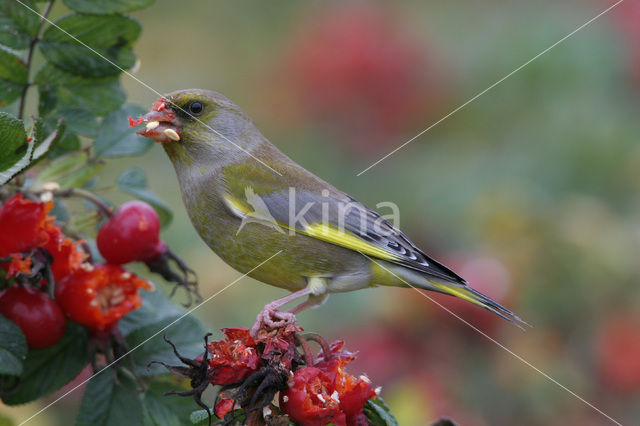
[128,98,182,143]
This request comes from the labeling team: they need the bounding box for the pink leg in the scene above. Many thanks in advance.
[251,287,313,337]
[289,300,312,315]
[289,293,328,315]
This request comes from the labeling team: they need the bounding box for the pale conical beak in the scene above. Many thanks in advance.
[129,98,181,143]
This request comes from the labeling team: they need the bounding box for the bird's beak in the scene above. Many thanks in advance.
[130,98,182,143]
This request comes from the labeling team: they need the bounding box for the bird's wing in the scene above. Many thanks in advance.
[220,163,531,328]
[220,173,465,285]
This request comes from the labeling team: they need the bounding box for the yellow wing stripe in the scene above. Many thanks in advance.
[223,193,252,217]
[223,193,399,261]
[302,223,398,261]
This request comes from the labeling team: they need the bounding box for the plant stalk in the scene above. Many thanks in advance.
[17,0,56,120]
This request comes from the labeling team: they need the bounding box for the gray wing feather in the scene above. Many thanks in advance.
[261,189,465,284]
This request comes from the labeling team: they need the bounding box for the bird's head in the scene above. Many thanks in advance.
[133,89,260,165]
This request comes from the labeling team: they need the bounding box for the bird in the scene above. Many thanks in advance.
[133,89,527,333]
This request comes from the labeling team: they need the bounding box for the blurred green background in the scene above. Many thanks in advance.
[3,0,640,425]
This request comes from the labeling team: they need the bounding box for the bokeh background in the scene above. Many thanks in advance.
[3,0,640,425]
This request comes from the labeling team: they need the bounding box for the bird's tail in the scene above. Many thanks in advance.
[428,281,530,329]
[374,261,529,328]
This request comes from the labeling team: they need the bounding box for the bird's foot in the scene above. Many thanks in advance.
[251,304,298,337]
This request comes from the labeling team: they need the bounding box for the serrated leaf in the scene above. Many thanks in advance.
[0,314,27,376]
[364,397,399,426]
[32,119,65,161]
[125,314,207,376]
[0,112,27,169]
[94,104,153,157]
[1,322,89,405]
[0,112,33,185]
[142,378,196,426]
[118,168,173,227]
[0,0,40,49]
[63,0,155,15]
[30,115,45,146]
[0,46,28,106]
[36,63,125,116]
[76,371,144,426]
[40,14,141,78]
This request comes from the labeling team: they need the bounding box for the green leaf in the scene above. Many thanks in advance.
[118,168,173,227]
[40,14,141,78]
[0,46,28,106]
[63,0,155,15]
[126,313,207,376]
[190,408,245,425]
[49,197,70,222]
[118,288,183,336]
[142,378,196,426]
[36,64,126,116]
[94,104,154,157]
[1,322,89,405]
[35,151,88,183]
[364,397,399,426]
[34,150,104,188]
[76,371,144,426]
[48,131,81,158]
[0,314,27,376]
[0,112,33,185]
[119,289,208,377]
[56,107,98,137]
[189,409,215,425]
[0,0,40,49]
[57,160,104,188]
[32,119,65,161]
[0,112,27,170]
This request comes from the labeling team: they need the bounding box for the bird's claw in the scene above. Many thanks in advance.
[251,305,297,337]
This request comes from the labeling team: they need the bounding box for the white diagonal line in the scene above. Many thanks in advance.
[362,253,623,426]
[17,250,283,426]
[357,0,624,176]
[13,0,282,177]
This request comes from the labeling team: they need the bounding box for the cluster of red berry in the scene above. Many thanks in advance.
[0,194,164,348]
[278,340,378,426]
[160,324,378,426]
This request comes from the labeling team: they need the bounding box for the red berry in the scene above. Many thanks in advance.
[280,367,346,426]
[0,193,54,257]
[96,201,164,264]
[41,224,88,281]
[55,264,153,333]
[0,194,86,281]
[215,397,235,419]
[0,286,66,349]
[206,328,260,385]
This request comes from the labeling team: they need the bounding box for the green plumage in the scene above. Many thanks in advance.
[157,89,525,326]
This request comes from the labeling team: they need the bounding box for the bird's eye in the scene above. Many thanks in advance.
[187,101,203,116]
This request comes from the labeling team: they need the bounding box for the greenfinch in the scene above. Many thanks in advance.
[134,89,525,329]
